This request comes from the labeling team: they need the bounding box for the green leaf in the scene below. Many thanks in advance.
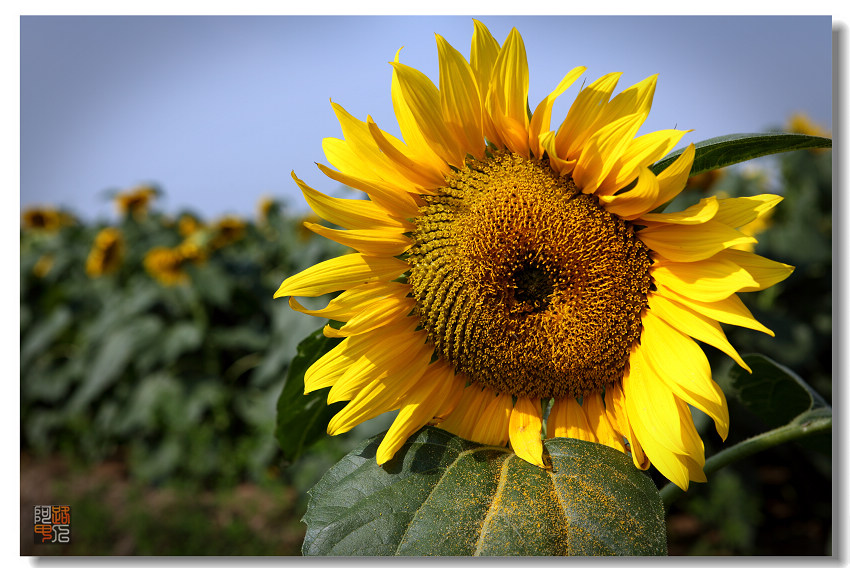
[275,326,345,464]
[161,321,204,365]
[302,427,666,556]
[650,133,832,177]
[721,353,829,430]
[20,306,72,367]
[68,316,163,412]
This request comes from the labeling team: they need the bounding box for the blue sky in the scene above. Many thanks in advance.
[20,15,833,223]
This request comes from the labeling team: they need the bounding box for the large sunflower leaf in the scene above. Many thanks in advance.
[275,326,344,464]
[302,426,666,556]
[650,133,832,177]
[721,353,830,430]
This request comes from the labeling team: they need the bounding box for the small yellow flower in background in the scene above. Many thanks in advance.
[86,227,125,277]
[732,208,775,253]
[210,216,246,250]
[144,246,189,286]
[257,196,279,224]
[787,112,830,138]
[178,213,204,237]
[176,239,207,264]
[144,236,208,286]
[33,254,55,278]
[115,185,158,219]
[686,168,724,193]
[22,207,66,232]
[274,20,794,491]
[296,213,322,242]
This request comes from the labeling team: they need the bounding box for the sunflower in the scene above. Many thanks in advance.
[144,246,190,285]
[22,207,70,232]
[274,21,793,490]
[86,227,125,277]
[116,185,158,219]
[178,213,204,237]
[209,216,246,250]
[787,112,830,139]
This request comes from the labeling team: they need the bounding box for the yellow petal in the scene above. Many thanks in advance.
[316,161,420,220]
[651,256,760,303]
[288,281,407,321]
[509,397,544,467]
[644,144,695,211]
[640,196,720,225]
[595,74,657,130]
[648,292,751,372]
[324,294,416,339]
[714,194,784,229]
[549,396,597,443]
[605,383,649,470]
[486,28,529,156]
[625,346,706,460]
[528,66,586,158]
[376,360,465,465]
[623,351,711,491]
[390,60,465,167]
[555,72,622,160]
[638,311,729,439]
[389,50,451,178]
[365,117,445,191]
[274,253,409,298]
[470,391,513,446]
[583,392,626,453]
[597,167,660,220]
[622,364,692,491]
[303,221,412,257]
[327,101,418,190]
[654,285,774,336]
[304,323,413,393]
[639,219,756,262]
[327,326,429,404]
[713,249,794,292]
[539,131,571,176]
[327,336,433,435]
[679,450,708,484]
[303,336,359,393]
[436,34,485,159]
[439,385,497,441]
[430,368,468,423]
[572,112,646,194]
[469,19,503,148]
[292,172,410,231]
[596,128,688,196]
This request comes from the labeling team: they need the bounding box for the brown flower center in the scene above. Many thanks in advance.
[407,151,652,399]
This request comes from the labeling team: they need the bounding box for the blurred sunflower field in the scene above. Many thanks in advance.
[20,115,831,555]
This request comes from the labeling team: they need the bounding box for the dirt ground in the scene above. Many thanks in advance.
[20,452,306,556]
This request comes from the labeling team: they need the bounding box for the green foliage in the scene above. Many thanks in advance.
[20,198,342,487]
[303,427,666,556]
[722,354,829,430]
[661,140,832,554]
[276,326,346,464]
[650,132,832,177]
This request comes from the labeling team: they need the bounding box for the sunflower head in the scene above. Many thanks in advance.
[274,20,793,491]
[33,254,55,278]
[116,185,158,219]
[257,196,282,225]
[86,227,125,277]
[178,213,204,237]
[210,216,246,250]
[22,207,67,232]
[787,112,829,138]
[144,246,190,286]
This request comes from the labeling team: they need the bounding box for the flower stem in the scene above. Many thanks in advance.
[660,410,831,507]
